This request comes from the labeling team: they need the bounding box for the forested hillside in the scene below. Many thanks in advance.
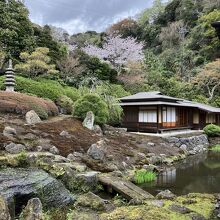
[0,0,220,124]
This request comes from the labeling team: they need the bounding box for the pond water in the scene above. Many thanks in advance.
[142,152,220,196]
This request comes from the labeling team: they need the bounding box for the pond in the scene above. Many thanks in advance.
[142,152,220,196]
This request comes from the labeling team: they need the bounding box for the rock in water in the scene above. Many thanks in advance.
[83,111,94,130]
[25,110,41,125]
[21,198,43,220]
[0,195,11,220]
[0,168,74,218]
[87,140,107,160]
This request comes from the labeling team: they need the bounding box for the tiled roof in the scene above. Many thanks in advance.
[120,92,220,113]
[120,91,182,101]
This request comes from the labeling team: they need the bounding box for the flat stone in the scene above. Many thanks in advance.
[156,190,176,200]
[151,200,164,207]
[169,204,192,214]
[5,143,26,154]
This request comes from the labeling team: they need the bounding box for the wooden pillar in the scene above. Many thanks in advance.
[157,106,159,133]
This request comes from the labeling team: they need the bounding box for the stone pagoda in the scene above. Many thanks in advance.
[4,59,15,92]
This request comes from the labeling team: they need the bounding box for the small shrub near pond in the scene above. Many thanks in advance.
[204,124,220,137]
[134,169,157,184]
[210,145,220,152]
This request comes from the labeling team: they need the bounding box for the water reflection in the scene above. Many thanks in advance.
[157,168,176,186]
[143,152,220,195]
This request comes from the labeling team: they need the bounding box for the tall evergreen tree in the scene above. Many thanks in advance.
[0,0,35,59]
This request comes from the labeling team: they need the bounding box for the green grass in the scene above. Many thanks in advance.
[134,169,157,184]
[210,145,220,152]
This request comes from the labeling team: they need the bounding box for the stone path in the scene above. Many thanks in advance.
[98,174,154,201]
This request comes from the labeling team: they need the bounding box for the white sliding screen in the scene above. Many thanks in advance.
[139,108,157,123]
[162,107,176,127]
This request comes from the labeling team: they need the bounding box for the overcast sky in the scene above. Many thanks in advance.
[25,0,154,34]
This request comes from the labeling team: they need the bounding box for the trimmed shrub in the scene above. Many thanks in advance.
[0,76,80,102]
[0,91,58,119]
[74,94,109,125]
[56,95,74,114]
[204,124,220,137]
[63,87,80,102]
[15,77,65,101]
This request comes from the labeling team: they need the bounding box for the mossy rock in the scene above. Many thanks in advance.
[75,192,107,211]
[100,193,216,220]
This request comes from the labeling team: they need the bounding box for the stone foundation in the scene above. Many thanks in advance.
[166,134,209,155]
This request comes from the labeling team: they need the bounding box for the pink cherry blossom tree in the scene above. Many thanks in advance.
[82,35,145,74]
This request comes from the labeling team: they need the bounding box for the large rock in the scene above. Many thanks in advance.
[156,190,176,200]
[87,140,107,160]
[25,110,41,125]
[21,198,43,220]
[0,195,11,220]
[0,168,74,218]
[5,142,26,154]
[3,126,16,137]
[83,111,94,130]
[75,192,107,211]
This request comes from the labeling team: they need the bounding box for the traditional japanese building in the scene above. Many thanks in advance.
[120,92,220,133]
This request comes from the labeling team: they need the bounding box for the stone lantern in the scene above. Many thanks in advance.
[4,59,15,92]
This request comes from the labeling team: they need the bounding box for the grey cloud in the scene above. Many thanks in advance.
[25,0,153,34]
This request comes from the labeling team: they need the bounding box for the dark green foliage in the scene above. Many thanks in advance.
[204,124,220,137]
[74,94,109,125]
[33,25,67,63]
[15,77,65,101]
[189,9,220,61]
[0,0,35,59]
[56,95,74,114]
[16,151,29,167]
[80,55,118,83]
[63,87,80,102]
[70,31,102,47]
